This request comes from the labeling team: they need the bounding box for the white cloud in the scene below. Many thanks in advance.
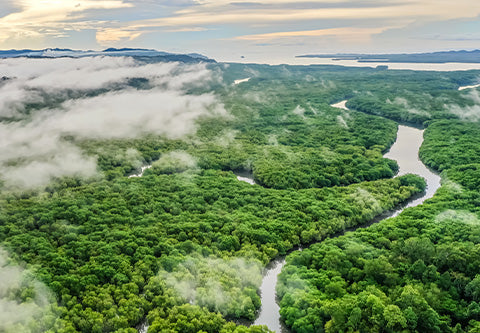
[0,0,132,44]
[436,209,480,225]
[1,1,480,57]
[235,27,392,43]
[0,57,225,189]
[93,0,480,42]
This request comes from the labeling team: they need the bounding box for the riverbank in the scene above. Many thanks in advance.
[251,103,441,332]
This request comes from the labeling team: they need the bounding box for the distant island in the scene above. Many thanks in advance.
[0,47,215,63]
[297,49,480,63]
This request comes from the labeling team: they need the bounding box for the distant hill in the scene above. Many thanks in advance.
[0,48,215,63]
[297,50,480,63]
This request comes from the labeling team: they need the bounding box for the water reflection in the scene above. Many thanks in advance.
[235,170,256,185]
[253,259,288,332]
[383,125,441,216]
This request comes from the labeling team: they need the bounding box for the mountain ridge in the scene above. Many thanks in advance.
[0,47,214,62]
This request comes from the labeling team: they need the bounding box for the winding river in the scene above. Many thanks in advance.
[252,100,441,332]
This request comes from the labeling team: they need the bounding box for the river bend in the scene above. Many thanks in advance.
[252,100,441,332]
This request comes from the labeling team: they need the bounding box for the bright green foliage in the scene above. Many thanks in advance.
[2,61,479,332]
[278,92,480,332]
[0,170,424,331]
[278,182,480,332]
[420,120,480,171]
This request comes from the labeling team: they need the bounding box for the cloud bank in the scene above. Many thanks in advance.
[0,57,225,189]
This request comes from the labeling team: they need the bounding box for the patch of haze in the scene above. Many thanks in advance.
[387,97,431,117]
[320,79,336,89]
[293,105,306,118]
[0,59,225,189]
[117,148,144,169]
[350,188,381,213]
[436,210,480,225]
[55,89,224,139]
[0,248,55,332]
[267,134,278,146]
[279,65,292,76]
[244,67,260,77]
[306,103,319,115]
[336,115,349,128]
[214,129,239,147]
[0,122,98,188]
[0,57,207,118]
[441,178,464,193]
[262,145,298,164]
[0,83,43,118]
[241,90,270,105]
[447,90,480,121]
[160,255,263,315]
[319,147,337,162]
[151,151,198,174]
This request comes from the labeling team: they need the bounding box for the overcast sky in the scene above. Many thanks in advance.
[1,0,480,62]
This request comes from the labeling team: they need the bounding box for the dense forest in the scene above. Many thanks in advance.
[1,57,480,332]
[277,73,480,331]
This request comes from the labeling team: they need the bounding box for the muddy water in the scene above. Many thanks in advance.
[128,164,152,178]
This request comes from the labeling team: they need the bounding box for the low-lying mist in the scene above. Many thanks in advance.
[0,57,225,189]
[448,89,480,122]
[159,254,263,320]
[0,248,56,332]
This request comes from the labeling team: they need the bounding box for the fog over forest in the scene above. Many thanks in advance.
[0,57,225,189]
[1,53,480,333]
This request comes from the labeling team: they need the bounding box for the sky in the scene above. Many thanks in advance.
[0,0,480,62]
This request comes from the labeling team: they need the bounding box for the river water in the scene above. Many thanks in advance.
[128,164,152,178]
[226,56,480,71]
[235,170,256,185]
[459,84,480,91]
[252,101,441,332]
[234,77,251,85]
